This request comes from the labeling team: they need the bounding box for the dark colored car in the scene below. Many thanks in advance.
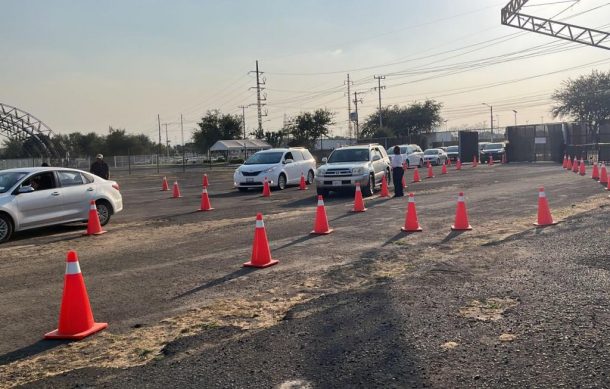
[446,145,459,161]
[480,142,506,162]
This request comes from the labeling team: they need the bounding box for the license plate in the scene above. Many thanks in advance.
[332,180,342,186]
[246,178,253,183]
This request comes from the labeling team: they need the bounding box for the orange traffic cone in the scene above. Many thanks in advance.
[427,163,434,178]
[199,186,214,211]
[401,193,422,232]
[566,156,572,170]
[84,200,106,236]
[413,167,421,183]
[456,158,462,170]
[447,158,452,167]
[579,158,586,176]
[451,192,472,231]
[441,163,448,175]
[592,162,599,180]
[352,183,367,212]
[562,155,567,169]
[502,154,507,164]
[172,181,182,198]
[600,163,608,184]
[534,187,558,227]
[472,156,478,167]
[243,213,279,268]
[489,155,494,165]
[45,250,108,340]
[262,177,271,197]
[161,176,169,191]
[606,175,610,191]
[402,173,407,188]
[311,195,333,235]
[299,173,307,190]
[380,174,390,198]
[202,174,209,187]
[572,157,579,173]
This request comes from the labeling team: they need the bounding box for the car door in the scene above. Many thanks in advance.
[372,148,385,183]
[14,172,65,229]
[282,151,299,184]
[57,170,95,221]
[291,151,305,183]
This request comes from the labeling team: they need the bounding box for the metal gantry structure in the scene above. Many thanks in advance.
[0,102,64,158]
[501,0,609,50]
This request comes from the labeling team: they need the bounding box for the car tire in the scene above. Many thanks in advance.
[361,174,374,197]
[96,200,112,227]
[0,213,13,243]
[316,187,328,197]
[277,173,287,190]
[237,187,248,192]
[307,170,315,185]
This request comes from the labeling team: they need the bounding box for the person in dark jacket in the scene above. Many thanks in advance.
[90,154,109,179]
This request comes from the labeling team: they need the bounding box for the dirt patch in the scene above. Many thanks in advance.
[459,297,519,322]
[499,333,517,342]
[441,341,459,350]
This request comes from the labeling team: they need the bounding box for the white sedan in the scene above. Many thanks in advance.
[0,167,123,243]
[422,148,448,166]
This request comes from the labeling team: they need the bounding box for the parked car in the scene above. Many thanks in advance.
[422,148,448,166]
[480,142,506,162]
[446,145,459,161]
[233,147,316,191]
[0,167,123,243]
[388,144,424,169]
[315,144,391,197]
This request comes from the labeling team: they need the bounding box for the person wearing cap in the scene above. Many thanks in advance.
[90,154,109,179]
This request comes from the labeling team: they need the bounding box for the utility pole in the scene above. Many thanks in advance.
[249,60,267,138]
[353,91,364,140]
[164,123,170,157]
[512,110,518,126]
[482,103,493,142]
[180,114,185,172]
[238,105,247,159]
[157,114,161,173]
[374,75,386,128]
[345,74,353,139]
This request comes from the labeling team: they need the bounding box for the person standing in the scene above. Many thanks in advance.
[90,154,109,179]
[390,146,404,197]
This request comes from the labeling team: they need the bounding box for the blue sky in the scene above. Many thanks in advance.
[1,0,609,145]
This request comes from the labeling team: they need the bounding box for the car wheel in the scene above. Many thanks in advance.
[277,173,287,190]
[237,187,248,192]
[307,170,315,185]
[96,200,112,227]
[0,214,13,243]
[361,174,374,197]
[316,187,328,197]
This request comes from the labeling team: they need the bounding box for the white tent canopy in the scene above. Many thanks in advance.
[209,139,271,152]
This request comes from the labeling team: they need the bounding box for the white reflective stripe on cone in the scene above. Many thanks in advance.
[457,195,464,202]
[256,220,265,228]
[317,200,324,206]
[408,196,415,203]
[202,188,208,194]
[66,262,81,275]
[89,204,96,210]
[539,191,546,198]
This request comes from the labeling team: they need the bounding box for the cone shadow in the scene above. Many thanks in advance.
[275,234,318,251]
[0,339,69,366]
[441,230,466,243]
[383,231,412,247]
[172,267,257,299]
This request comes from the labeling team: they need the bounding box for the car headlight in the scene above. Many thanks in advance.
[264,166,277,173]
[317,168,326,176]
[352,167,364,175]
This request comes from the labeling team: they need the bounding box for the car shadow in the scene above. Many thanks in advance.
[0,339,69,366]
[7,224,86,244]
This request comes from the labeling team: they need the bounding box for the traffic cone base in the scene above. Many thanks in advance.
[45,322,108,340]
[243,259,279,268]
[401,226,422,232]
[451,224,472,231]
[310,228,334,235]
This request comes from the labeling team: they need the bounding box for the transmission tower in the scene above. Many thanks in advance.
[249,60,267,137]
[501,0,609,50]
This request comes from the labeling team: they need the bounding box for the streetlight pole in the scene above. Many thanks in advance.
[482,103,493,142]
[512,110,518,126]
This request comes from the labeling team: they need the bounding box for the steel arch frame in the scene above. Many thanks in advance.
[0,102,64,158]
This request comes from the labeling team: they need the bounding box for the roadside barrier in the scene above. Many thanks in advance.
[45,250,107,340]
[243,213,278,268]
[84,200,106,236]
[401,193,422,232]
[380,174,390,198]
[534,187,557,227]
[413,167,421,183]
[451,192,472,231]
[172,181,182,198]
[311,195,333,235]
[161,176,169,191]
[199,186,214,211]
[298,173,307,190]
[352,182,366,212]
[262,177,271,197]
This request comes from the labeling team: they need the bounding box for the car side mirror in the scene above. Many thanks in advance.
[372,155,381,162]
[283,159,293,164]
[18,186,35,194]
[322,157,328,163]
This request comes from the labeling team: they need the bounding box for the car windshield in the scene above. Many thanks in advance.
[447,146,458,152]
[0,172,28,193]
[244,152,284,165]
[484,143,504,150]
[424,149,439,155]
[328,149,370,163]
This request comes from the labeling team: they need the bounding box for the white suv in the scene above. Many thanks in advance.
[233,147,316,191]
[315,144,391,197]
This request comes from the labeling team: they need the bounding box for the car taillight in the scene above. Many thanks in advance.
[112,183,120,191]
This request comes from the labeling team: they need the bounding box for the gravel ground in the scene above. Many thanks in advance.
[1,163,609,388]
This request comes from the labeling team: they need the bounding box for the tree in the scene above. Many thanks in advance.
[193,110,242,153]
[287,109,335,149]
[0,138,26,158]
[361,100,443,139]
[552,70,610,143]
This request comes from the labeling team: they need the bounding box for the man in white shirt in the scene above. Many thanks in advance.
[390,146,404,197]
